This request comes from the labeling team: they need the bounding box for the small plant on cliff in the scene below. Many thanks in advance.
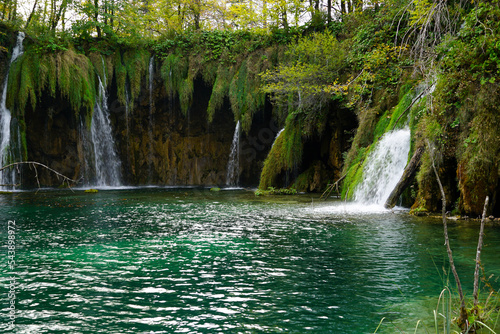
[255,187,297,196]
[7,47,95,120]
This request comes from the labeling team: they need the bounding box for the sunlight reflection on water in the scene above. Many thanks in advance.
[0,189,499,334]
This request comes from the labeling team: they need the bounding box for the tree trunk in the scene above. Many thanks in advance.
[429,142,469,330]
[52,0,68,31]
[327,0,332,23]
[7,0,16,21]
[24,0,39,29]
[385,146,424,209]
[1,0,6,20]
[473,196,489,309]
[110,0,114,28]
[193,0,201,30]
[94,0,101,38]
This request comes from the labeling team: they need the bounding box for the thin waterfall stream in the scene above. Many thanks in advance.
[89,58,122,187]
[226,120,240,186]
[272,128,285,148]
[0,32,25,188]
[148,56,154,181]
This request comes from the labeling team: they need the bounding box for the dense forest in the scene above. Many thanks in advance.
[0,0,499,216]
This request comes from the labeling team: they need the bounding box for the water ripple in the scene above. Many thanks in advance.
[1,189,499,333]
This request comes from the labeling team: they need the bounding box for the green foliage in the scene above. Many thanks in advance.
[255,187,297,196]
[153,29,300,62]
[160,53,192,114]
[158,35,277,124]
[207,64,235,122]
[258,117,303,190]
[161,53,188,95]
[261,30,347,120]
[123,49,150,106]
[113,52,127,106]
[410,2,500,215]
[31,35,69,53]
[341,86,420,199]
[7,47,95,119]
[341,147,366,200]
[229,57,268,133]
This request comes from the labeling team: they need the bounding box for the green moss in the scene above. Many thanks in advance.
[207,65,235,122]
[200,60,218,86]
[160,53,191,112]
[123,49,150,106]
[258,116,303,190]
[373,88,415,139]
[7,48,96,119]
[456,83,500,214]
[228,56,267,133]
[255,187,297,196]
[158,44,277,124]
[161,53,187,95]
[113,52,128,106]
[340,86,421,199]
[18,119,28,161]
[291,161,327,193]
[178,78,194,115]
[341,147,367,199]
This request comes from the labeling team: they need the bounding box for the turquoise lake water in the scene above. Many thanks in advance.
[1,188,499,333]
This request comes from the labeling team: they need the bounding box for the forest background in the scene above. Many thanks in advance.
[0,0,499,217]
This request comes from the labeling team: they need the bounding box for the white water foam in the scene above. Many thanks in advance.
[226,120,240,186]
[0,32,25,188]
[314,128,411,214]
[89,58,122,187]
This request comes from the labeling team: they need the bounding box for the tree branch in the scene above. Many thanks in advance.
[0,161,80,189]
[428,141,469,329]
[473,196,489,310]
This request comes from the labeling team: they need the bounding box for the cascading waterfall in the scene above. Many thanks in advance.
[272,128,285,149]
[149,56,154,109]
[148,56,154,181]
[0,32,25,188]
[226,120,240,186]
[353,128,411,205]
[125,85,130,142]
[89,59,122,187]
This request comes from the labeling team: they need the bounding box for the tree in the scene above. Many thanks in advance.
[261,31,346,114]
[1,0,17,22]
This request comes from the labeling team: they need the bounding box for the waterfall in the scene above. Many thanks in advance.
[149,56,154,105]
[272,128,285,149]
[0,32,25,188]
[148,56,154,181]
[226,120,240,186]
[125,84,130,139]
[353,128,411,205]
[89,59,122,187]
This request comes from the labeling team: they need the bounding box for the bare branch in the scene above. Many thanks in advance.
[0,161,80,189]
[428,140,469,328]
[473,196,489,309]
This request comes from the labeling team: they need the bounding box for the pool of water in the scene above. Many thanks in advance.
[1,188,499,333]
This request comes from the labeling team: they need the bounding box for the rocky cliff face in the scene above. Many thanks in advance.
[19,63,269,187]
[3,46,350,190]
